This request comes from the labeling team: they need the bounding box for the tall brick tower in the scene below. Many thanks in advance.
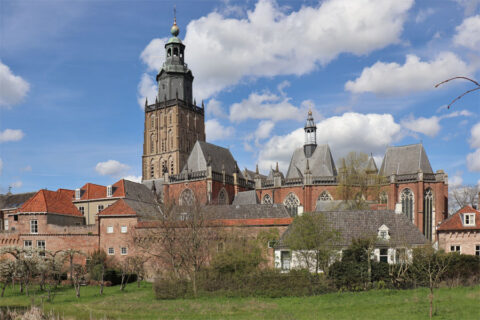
[142,18,205,181]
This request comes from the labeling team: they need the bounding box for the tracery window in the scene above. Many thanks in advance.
[401,188,414,222]
[423,189,433,241]
[179,188,195,206]
[218,188,228,205]
[150,134,155,153]
[150,115,155,128]
[150,159,155,179]
[170,158,174,175]
[284,193,300,217]
[318,191,333,201]
[262,194,272,204]
[379,192,388,205]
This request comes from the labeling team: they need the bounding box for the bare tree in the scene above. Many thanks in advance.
[127,255,149,288]
[72,264,87,298]
[435,77,480,109]
[449,185,479,214]
[63,249,85,286]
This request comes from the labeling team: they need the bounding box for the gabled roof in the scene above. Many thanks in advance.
[98,198,162,218]
[243,168,266,181]
[75,179,155,203]
[276,210,427,249]
[182,141,243,177]
[286,144,337,179]
[437,206,480,231]
[78,183,107,200]
[365,156,378,174]
[18,190,82,217]
[57,188,75,199]
[0,192,36,210]
[379,144,433,176]
[232,191,259,205]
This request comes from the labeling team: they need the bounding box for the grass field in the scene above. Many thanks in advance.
[0,283,478,319]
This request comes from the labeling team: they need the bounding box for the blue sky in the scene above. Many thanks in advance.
[0,0,479,193]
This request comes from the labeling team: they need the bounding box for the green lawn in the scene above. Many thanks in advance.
[0,283,478,319]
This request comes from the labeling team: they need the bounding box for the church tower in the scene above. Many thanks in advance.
[142,18,206,181]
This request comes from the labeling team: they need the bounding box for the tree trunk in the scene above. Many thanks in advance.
[70,256,74,286]
[100,264,104,295]
[1,283,6,297]
[429,285,434,319]
[137,276,141,288]
[367,247,372,288]
[192,270,197,298]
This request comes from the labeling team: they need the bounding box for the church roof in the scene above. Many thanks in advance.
[232,191,259,205]
[365,155,378,173]
[379,144,433,176]
[286,144,337,179]
[182,141,243,177]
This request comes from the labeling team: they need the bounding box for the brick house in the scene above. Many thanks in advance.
[437,206,480,256]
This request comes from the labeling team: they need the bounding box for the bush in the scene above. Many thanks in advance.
[154,277,189,299]
[89,266,137,286]
[442,253,480,286]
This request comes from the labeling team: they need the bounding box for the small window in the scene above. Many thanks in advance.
[24,240,32,257]
[379,248,388,263]
[450,245,461,253]
[108,247,115,255]
[4,219,8,231]
[79,206,85,215]
[75,188,81,200]
[97,205,104,213]
[107,226,113,234]
[107,185,112,197]
[13,215,18,221]
[121,247,128,255]
[281,251,291,271]
[37,240,46,257]
[464,214,475,226]
[121,226,127,233]
[476,245,480,256]
[379,231,388,239]
[30,220,38,234]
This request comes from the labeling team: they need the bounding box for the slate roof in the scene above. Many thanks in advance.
[379,144,433,176]
[232,191,259,205]
[286,144,337,179]
[243,168,266,181]
[437,206,480,231]
[17,190,83,217]
[365,156,378,173]
[276,210,427,249]
[0,192,36,210]
[182,141,243,177]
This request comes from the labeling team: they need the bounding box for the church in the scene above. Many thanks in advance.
[140,19,449,243]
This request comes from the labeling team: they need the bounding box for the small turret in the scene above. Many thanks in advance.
[304,110,317,158]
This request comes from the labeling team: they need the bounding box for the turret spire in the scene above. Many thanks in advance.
[304,110,317,158]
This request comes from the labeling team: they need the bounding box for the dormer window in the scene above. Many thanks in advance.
[378,224,390,240]
[464,213,475,226]
[107,185,112,198]
[75,188,81,200]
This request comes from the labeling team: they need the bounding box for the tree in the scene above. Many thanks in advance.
[0,259,15,297]
[86,249,110,295]
[435,77,480,109]
[63,249,84,286]
[39,250,65,302]
[284,212,341,275]
[127,255,149,288]
[336,152,386,210]
[410,246,452,319]
[449,184,479,214]
[72,264,87,298]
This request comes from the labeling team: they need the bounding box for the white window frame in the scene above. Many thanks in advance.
[464,213,475,226]
[24,240,32,257]
[107,185,112,198]
[121,226,127,233]
[4,219,8,231]
[108,247,115,255]
[107,226,113,233]
[450,245,461,253]
[97,205,104,213]
[37,240,46,257]
[30,220,38,234]
[121,247,128,255]
[79,206,85,215]
[379,248,388,263]
[75,188,81,200]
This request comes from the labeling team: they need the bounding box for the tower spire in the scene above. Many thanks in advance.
[304,110,317,158]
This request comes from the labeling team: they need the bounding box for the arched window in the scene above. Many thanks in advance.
[180,48,184,58]
[168,129,173,150]
[284,193,300,217]
[179,188,195,206]
[150,114,155,128]
[150,159,155,179]
[423,189,434,241]
[379,191,388,205]
[318,191,333,201]
[218,188,228,205]
[150,134,155,153]
[170,158,174,175]
[400,188,414,222]
[262,194,272,204]
[167,48,171,57]
[161,160,167,174]
[173,47,178,56]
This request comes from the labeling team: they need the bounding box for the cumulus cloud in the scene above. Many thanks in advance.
[257,112,402,172]
[11,181,23,188]
[454,15,480,51]
[401,110,471,138]
[345,52,472,96]
[137,73,157,109]
[0,62,30,108]
[0,129,25,143]
[95,160,130,177]
[255,120,275,141]
[123,175,142,183]
[415,8,435,23]
[206,98,227,118]
[140,0,413,99]
[470,122,480,149]
[205,119,234,141]
[467,149,480,172]
[454,0,480,16]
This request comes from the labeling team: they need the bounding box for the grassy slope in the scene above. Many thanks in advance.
[0,283,478,319]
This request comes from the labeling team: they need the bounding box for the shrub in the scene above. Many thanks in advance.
[153,277,189,299]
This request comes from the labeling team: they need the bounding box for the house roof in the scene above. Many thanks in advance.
[232,191,259,205]
[286,144,337,179]
[182,141,243,177]
[18,190,83,217]
[276,210,427,249]
[75,179,156,203]
[0,192,36,210]
[243,168,267,181]
[98,198,161,217]
[379,144,433,176]
[57,189,75,199]
[437,206,480,231]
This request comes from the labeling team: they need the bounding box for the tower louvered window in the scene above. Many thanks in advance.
[262,194,272,204]
[401,188,414,222]
[423,189,433,241]
[284,193,300,216]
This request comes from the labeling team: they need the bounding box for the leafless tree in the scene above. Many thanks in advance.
[62,249,85,286]
[449,185,479,214]
[127,255,149,288]
[435,77,480,109]
[72,264,87,298]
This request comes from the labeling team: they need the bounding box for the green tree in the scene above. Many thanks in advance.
[284,212,341,274]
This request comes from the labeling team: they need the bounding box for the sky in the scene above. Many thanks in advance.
[0,0,479,194]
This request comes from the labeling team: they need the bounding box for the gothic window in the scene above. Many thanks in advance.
[318,191,333,201]
[170,158,174,175]
[162,160,167,174]
[162,140,165,152]
[167,48,171,57]
[168,129,173,150]
[150,134,155,153]
[150,115,155,128]
[169,111,172,124]
[284,193,300,217]
[179,188,195,206]
[262,194,272,204]
[173,47,178,56]
[150,159,155,179]
[218,188,228,205]
[400,188,414,222]
[180,48,184,58]
[379,191,388,204]
[423,189,434,241]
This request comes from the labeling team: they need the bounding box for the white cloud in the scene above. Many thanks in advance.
[21,165,32,172]
[95,160,130,177]
[140,38,168,72]
[137,73,157,110]
[11,181,22,188]
[415,8,435,23]
[453,0,480,17]
[454,15,480,51]
[467,149,480,172]
[0,129,25,143]
[205,119,234,141]
[123,175,142,183]
[450,172,463,187]
[470,122,480,149]
[206,98,227,118]
[0,62,30,108]
[401,116,441,137]
[345,52,472,96]
[140,0,413,99]
[255,120,275,141]
[257,112,402,172]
